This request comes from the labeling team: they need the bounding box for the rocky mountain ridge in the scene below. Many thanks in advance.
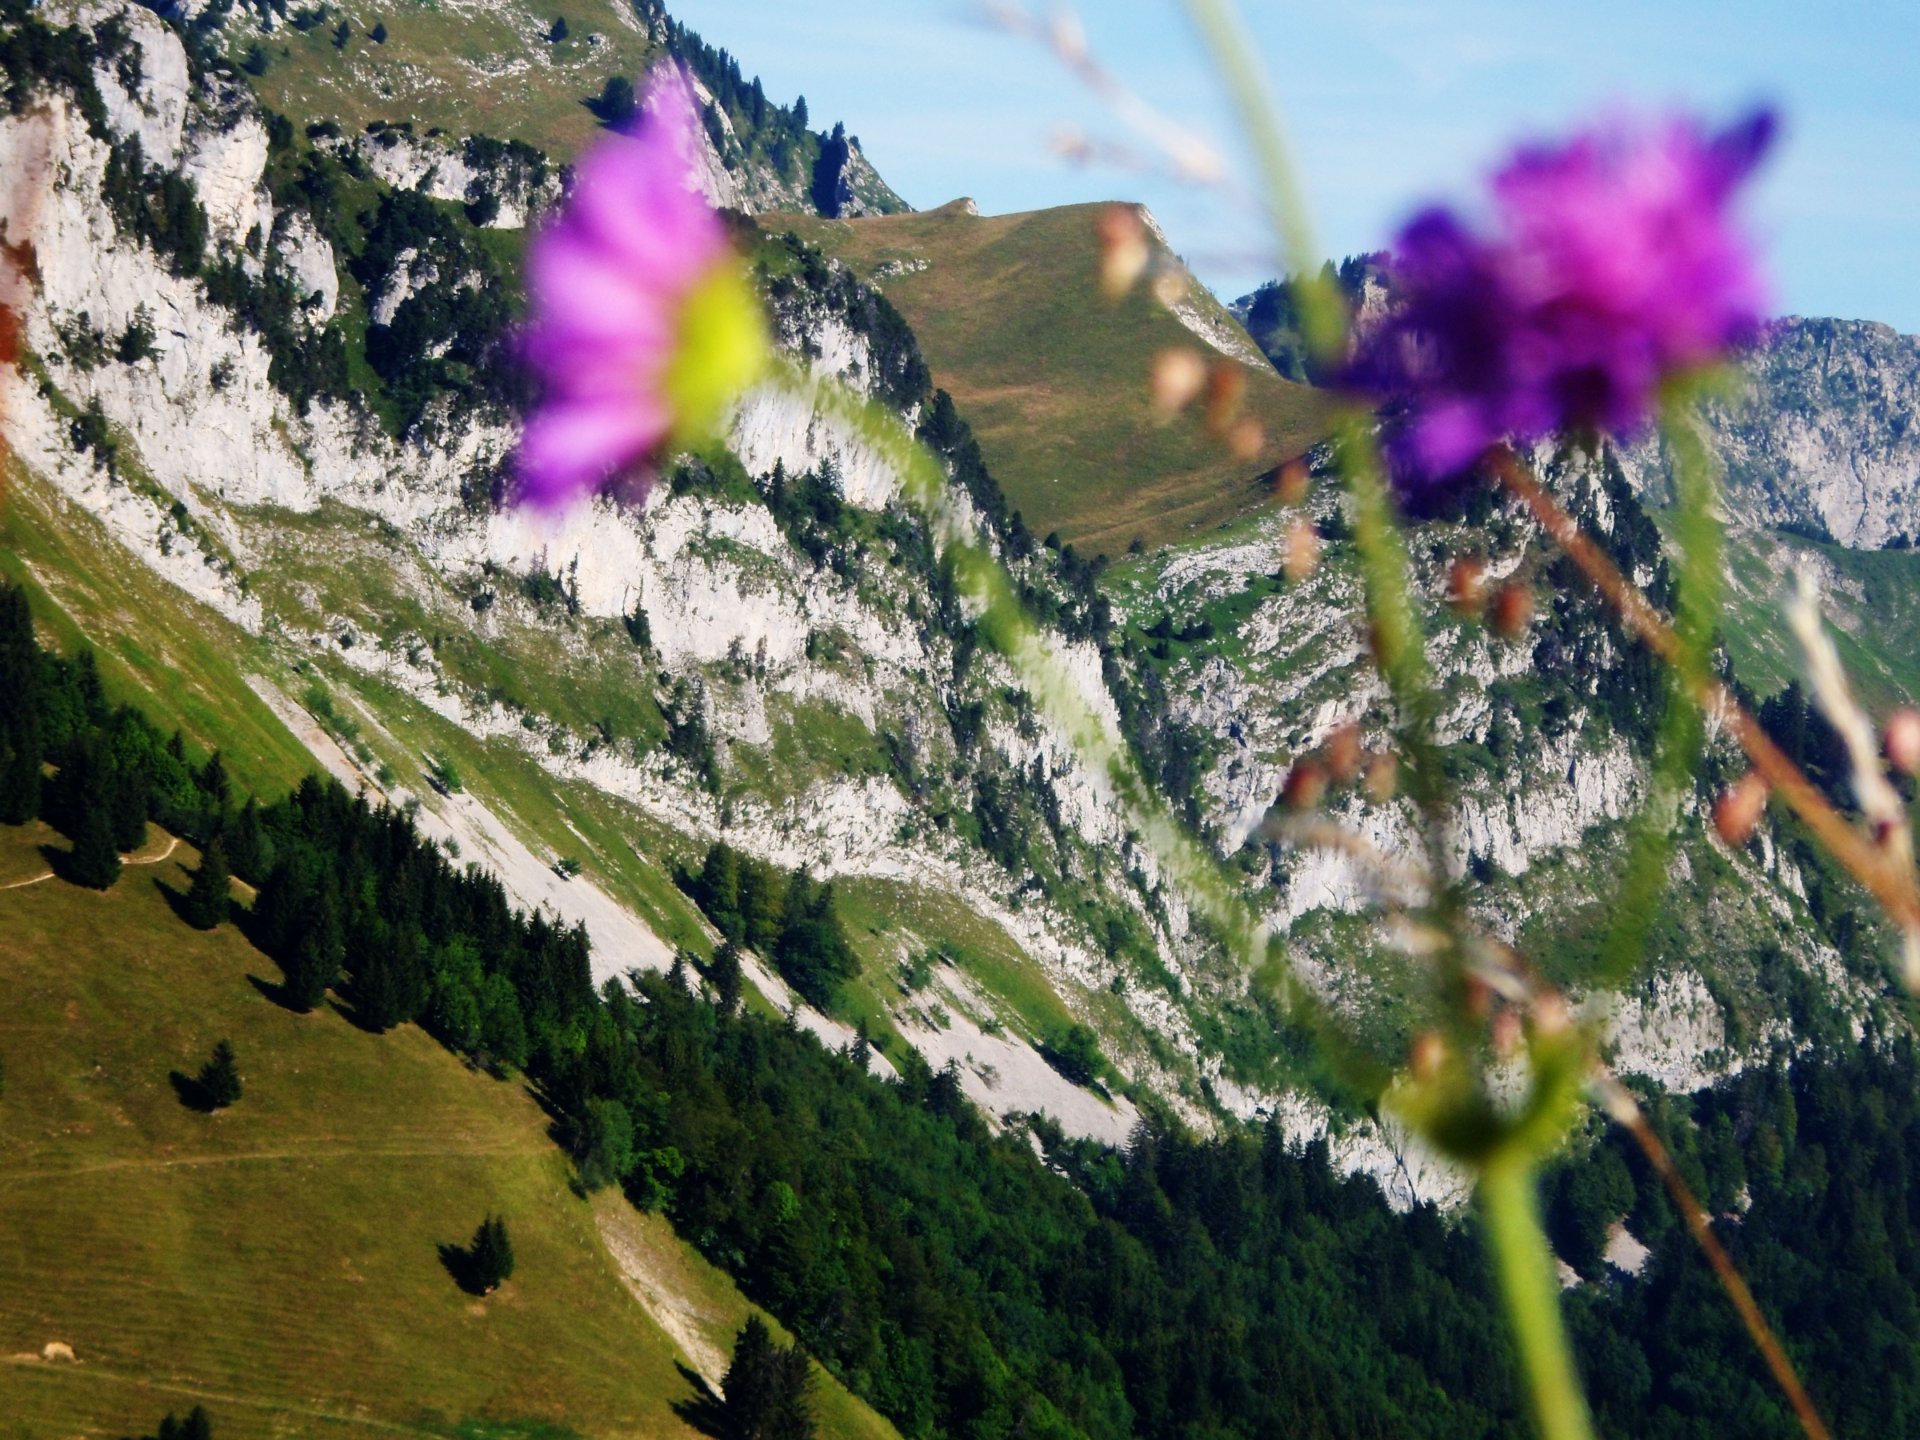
[0,0,1901,1209]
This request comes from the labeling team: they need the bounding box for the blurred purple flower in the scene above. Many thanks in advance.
[516,65,760,507]
[1353,109,1776,488]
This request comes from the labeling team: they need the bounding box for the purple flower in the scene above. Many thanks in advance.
[516,65,766,507]
[1353,109,1776,487]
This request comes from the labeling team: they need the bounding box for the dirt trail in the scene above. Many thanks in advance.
[0,1353,442,1435]
[0,833,182,892]
[0,1142,552,1185]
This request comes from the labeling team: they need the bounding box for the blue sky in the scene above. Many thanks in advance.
[669,0,1920,331]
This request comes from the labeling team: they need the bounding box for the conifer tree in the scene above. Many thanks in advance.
[722,1315,815,1440]
[226,797,268,880]
[155,1403,212,1440]
[281,879,343,1011]
[196,1039,242,1110]
[197,750,231,831]
[710,938,744,1016]
[467,1214,514,1292]
[183,835,230,929]
[0,582,43,825]
[63,744,122,889]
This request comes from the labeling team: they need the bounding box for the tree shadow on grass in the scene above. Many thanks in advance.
[153,873,230,928]
[670,1360,728,1439]
[438,1239,493,1297]
[168,1069,215,1113]
[244,972,304,1011]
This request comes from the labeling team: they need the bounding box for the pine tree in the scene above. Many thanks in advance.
[722,1316,814,1440]
[109,750,148,851]
[197,750,231,832]
[710,939,744,1016]
[281,880,342,1011]
[467,1214,514,1292]
[155,1404,213,1440]
[722,1315,780,1437]
[196,1039,242,1110]
[547,14,566,41]
[183,836,230,929]
[0,582,43,825]
[226,797,268,880]
[64,744,122,890]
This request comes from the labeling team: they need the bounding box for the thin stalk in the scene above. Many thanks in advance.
[1596,1075,1831,1440]
[1597,402,1721,983]
[1179,0,1344,360]
[1480,1159,1596,1440]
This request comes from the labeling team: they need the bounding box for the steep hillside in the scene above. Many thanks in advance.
[0,0,1909,1219]
[0,822,898,1440]
[777,201,1336,551]
[216,0,904,216]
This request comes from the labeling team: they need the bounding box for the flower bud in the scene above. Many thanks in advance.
[1149,268,1189,308]
[1447,556,1488,617]
[1409,1030,1448,1083]
[1887,707,1920,776]
[1713,771,1769,846]
[1274,458,1311,506]
[1226,417,1265,461]
[1491,1007,1524,1058]
[1283,518,1321,581]
[1281,758,1328,811]
[1363,751,1399,801]
[1489,581,1532,640]
[1096,204,1149,300]
[1531,990,1571,1038]
[1325,721,1363,783]
[1149,347,1207,420]
[1203,361,1247,435]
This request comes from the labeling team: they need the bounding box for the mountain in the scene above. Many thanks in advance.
[4,0,1908,1171]
[6,0,1920,1433]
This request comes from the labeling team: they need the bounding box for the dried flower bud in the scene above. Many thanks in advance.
[1274,458,1311,506]
[1363,751,1399,801]
[1096,204,1149,300]
[1281,758,1328,812]
[1149,268,1189,308]
[1325,721,1363,783]
[1463,973,1494,1020]
[1712,771,1769,847]
[1887,706,1920,776]
[1447,555,1488,617]
[1409,1030,1448,1084]
[1226,417,1265,461]
[1531,990,1571,1038]
[1150,347,1207,420]
[1490,1007,1524,1058]
[1489,581,1532,640]
[1283,519,1321,582]
[1203,361,1247,435]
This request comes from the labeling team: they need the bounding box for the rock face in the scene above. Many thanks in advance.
[1621,317,1920,549]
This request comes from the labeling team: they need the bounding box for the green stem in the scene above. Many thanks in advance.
[1180,0,1344,360]
[1481,1160,1596,1440]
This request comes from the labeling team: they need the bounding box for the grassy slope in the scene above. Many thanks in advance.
[0,467,314,798]
[235,0,662,160]
[1716,524,1920,712]
[0,825,897,1440]
[774,200,1336,552]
